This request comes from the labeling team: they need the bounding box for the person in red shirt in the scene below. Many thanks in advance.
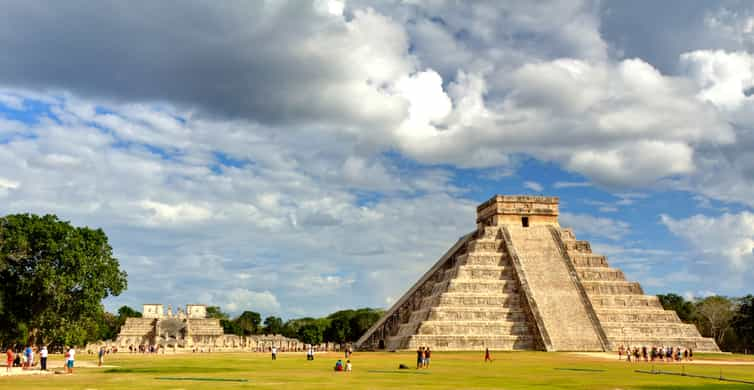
[5,348,13,372]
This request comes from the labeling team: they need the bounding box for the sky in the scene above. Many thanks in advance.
[1,0,754,319]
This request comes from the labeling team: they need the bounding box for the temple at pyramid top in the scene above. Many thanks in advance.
[357,194,719,352]
[476,195,560,228]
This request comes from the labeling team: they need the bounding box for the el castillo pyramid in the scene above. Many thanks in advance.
[356,195,719,352]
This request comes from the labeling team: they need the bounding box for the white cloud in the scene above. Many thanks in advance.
[560,212,631,241]
[661,212,754,270]
[524,181,544,192]
[554,181,591,189]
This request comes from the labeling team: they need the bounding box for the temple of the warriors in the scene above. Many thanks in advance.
[356,195,719,352]
[114,304,302,352]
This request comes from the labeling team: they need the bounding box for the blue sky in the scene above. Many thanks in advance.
[1,0,754,319]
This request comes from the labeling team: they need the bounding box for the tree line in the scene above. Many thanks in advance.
[202,306,383,346]
[658,293,754,353]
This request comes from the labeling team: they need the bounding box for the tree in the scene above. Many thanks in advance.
[657,293,697,322]
[117,305,142,319]
[733,295,754,353]
[206,306,229,320]
[324,316,351,344]
[696,295,736,345]
[263,316,284,335]
[235,311,261,335]
[348,308,382,341]
[297,323,324,345]
[0,214,127,347]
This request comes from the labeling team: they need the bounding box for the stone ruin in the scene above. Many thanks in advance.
[113,304,303,352]
[356,195,720,352]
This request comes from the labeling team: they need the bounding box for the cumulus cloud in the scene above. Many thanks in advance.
[661,212,754,269]
[560,212,631,241]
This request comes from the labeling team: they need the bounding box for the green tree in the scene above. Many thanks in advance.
[297,323,324,345]
[263,316,284,335]
[657,294,697,322]
[206,306,229,320]
[324,316,351,344]
[696,295,736,345]
[733,295,754,353]
[0,214,127,347]
[117,305,142,319]
[348,308,383,341]
[235,311,261,335]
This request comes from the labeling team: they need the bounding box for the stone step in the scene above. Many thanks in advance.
[562,240,592,253]
[576,267,626,281]
[416,321,534,336]
[403,335,537,351]
[582,281,643,295]
[433,279,519,295]
[595,309,680,323]
[607,337,720,352]
[477,226,503,239]
[589,294,663,309]
[425,292,523,307]
[454,265,514,280]
[456,252,507,266]
[411,306,529,322]
[466,238,504,253]
[602,322,702,338]
[570,254,609,267]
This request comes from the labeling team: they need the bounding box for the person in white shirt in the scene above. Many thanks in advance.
[67,346,76,374]
[345,360,352,372]
[40,346,48,371]
[271,346,277,360]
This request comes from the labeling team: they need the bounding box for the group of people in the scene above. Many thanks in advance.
[128,344,158,353]
[4,345,49,372]
[618,345,694,362]
[416,346,431,369]
[4,345,72,374]
[333,359,352,372]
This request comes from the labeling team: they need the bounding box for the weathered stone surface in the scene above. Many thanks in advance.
[356,195,720,352]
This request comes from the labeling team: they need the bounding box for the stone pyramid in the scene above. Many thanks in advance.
[356,195,719,352]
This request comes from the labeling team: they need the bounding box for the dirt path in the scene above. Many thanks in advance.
[1,360,117,376]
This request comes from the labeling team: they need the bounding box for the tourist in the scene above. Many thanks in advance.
[416,346,423,369]
[24,344,31,369]
[424,347,431,368]
[271,346,277,360]
[98,347,105,367]
[67,345,76,374]
[345,359,352,372]
[307,346,314,361]
[642,346,648,362]
[334,359,344,371]
[618,345,624,360]
[688,348,693,361]
[5,347,12,373]
[40,346,47,371]
[484,347,492,362]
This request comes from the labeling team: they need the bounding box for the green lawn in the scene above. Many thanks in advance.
[2,351,753,389]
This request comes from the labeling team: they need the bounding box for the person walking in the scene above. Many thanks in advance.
[271,346,277,361]
[67,345,76,374]
[40,346,47,371]
[5,347,12,373]
[484,347,492,362]
[98,347,105,367]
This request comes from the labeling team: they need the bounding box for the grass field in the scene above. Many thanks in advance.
[2,351,753,389]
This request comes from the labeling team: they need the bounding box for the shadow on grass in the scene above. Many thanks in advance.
[105,367,246,374]
[554,368,606,372]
